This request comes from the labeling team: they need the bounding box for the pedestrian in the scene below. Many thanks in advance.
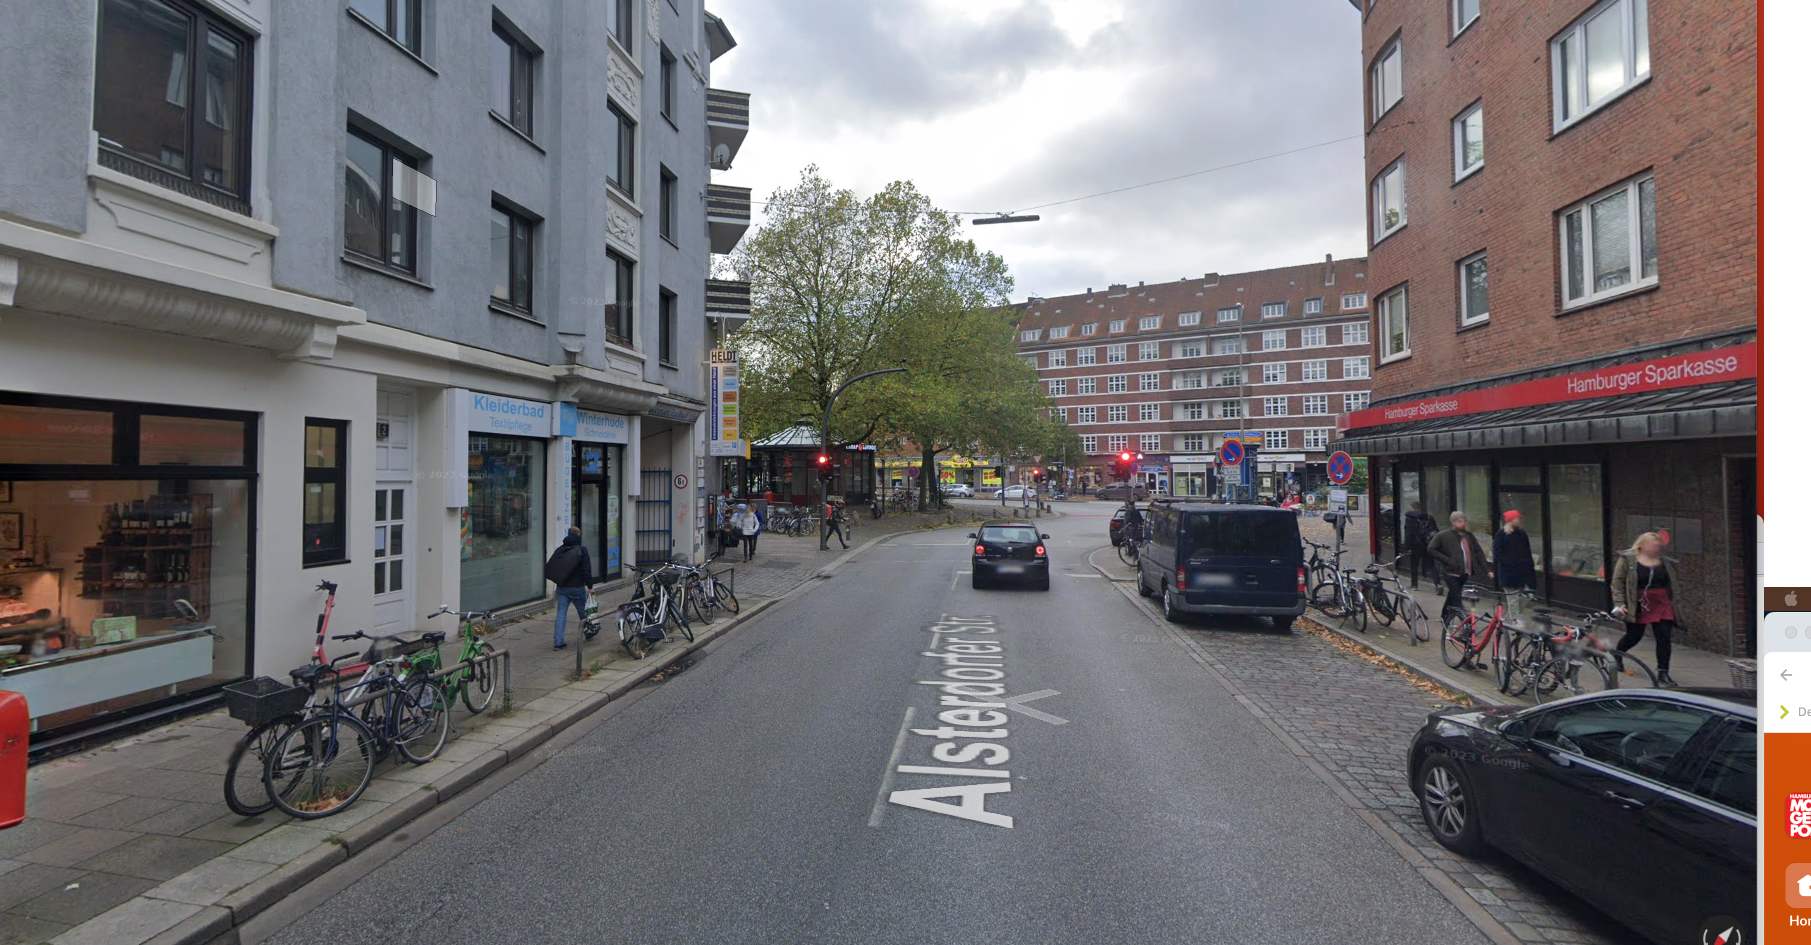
[731,503,761,561]
[824,499,849,550]
[1493,510,1537,625]
[1611,531,1681,688]
[1402,501,1438,589]
[543,527,592,651]
[1428,511,1491,623]
[714,491,732,556]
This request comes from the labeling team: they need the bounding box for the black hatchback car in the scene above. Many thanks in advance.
[1408,689,1754,944]
[969,521,1050,590]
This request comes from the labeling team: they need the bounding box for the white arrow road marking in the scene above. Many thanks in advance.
[1003,689,1067,725]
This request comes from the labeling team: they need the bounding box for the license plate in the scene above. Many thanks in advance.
[1194,573,1235,587]
[996,564,1023,574]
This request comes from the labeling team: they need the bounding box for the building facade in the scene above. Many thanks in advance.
[1014,257,1374,497]
[1337,0,1756,654]
[0,0,751,749]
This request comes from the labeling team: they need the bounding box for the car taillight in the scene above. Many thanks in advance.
[1177,565,1186,588]
[1035,545,1046,556]
[1297,567,1306,594]
[975,545,987,555]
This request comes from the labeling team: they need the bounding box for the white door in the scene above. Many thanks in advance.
[373,485,410,635]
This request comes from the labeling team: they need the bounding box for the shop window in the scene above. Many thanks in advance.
[1499,466,1545,571]
[141,414,248,466]
[462,435,547,610]
[304,420,348,566]
[1549,463,1606,581]
[1455,464,1491,547]
[0,404,115,465]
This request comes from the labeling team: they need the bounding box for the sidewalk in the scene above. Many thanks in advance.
[0,513,970,945]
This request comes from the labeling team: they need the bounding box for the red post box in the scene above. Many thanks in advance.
[0,690,26,829]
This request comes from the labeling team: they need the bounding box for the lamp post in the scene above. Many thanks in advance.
[820,366,906,549]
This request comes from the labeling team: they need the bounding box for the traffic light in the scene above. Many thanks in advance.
[1032,467,1042,483]
[816,453,834,482]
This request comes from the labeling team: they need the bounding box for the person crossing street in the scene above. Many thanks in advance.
[823,499,849,550]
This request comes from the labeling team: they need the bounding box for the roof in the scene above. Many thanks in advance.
[750,424,820,448]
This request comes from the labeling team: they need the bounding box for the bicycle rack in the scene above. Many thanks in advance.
[427,648,512,699]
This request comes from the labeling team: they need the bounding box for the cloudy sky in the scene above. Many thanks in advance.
[708,0,1367,301]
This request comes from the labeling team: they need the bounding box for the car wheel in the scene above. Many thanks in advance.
[1162,583,1182,623]
[1136,563,1154,597]
[1270,615,1295,633]
[971,571,986,590]
[1418,756,1487,855]
[1036,573,1050,591]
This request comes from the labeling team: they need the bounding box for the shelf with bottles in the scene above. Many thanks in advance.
[79,494,212,622]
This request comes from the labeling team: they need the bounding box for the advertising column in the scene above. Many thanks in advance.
[449,390,552,612]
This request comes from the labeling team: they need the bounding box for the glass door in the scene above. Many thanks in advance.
[372,485,409,635]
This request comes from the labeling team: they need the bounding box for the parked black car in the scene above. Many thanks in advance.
[1095,482,1150,502]
[1408,689,1754,945]
[1134,503,1304,629]
[969,521,1050,590]
[1108,504,1142,546]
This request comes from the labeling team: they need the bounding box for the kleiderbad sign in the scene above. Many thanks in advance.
[466,391,553,438]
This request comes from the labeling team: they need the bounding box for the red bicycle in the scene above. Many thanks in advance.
[1440,585,1507,673]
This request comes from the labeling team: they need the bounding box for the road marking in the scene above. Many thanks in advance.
[867,706,917,828]
[895,765,1012,778]
[1003,689,1068,725]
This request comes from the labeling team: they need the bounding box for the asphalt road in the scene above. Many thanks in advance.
[261,509,1490,945]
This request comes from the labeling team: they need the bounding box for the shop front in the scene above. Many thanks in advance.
[559,404,628,583]
[454,391,552,613]
[0,394,255,740]
[1170,456,1217,497]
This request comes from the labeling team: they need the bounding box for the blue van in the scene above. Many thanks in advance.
[1134,503,1305,629]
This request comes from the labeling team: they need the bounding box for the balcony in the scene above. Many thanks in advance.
[706,278,752,332]
[707,184,752,254]
[707,89,750,170]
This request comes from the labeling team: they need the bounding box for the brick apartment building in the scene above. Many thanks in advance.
[1014,257,1374,497]
[1336,0,1756,654]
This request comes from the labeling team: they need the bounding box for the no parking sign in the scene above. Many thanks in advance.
[1327,452,1355,485]
[1219,440,1244,467]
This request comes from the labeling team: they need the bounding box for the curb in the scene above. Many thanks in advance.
[1300,610,1513,708]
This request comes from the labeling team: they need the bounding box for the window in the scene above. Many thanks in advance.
[96,0,255,207]
[1207,337,1238,356]
[1304,298,1323,315]
[1344,392,1371,412]
[1302,326,1326,347]
[1261,330,1287,351]
[1261,302,1288,319]
[1453,0,1480,35]
[1141,434,1162,453]
[1107,345,1127,363]
[1048,350,1067,367]
[1139,316,1162,330]
[608,103,636,196]
[1548,463,1605,580]
[1181,402,1206,421]
[304,419,348,566]
[1020,329,1042,342]
[1264,396,1289,417]
[1081,323,1098,336]
[1079,377,1097,394]
[1217,306,1242,323]
[1109,319,1127,333]
[1106,435,1129,453]
[1304,428,1329,450]
[1262,363,1287,384]
[1344,357,1371,379]
[659,167,678,243]
[1107,375,1128,394]
[1139,373,1161,392]
[490,23,535,135]
[1138,342,1159,361]
[1214,369,1243,388]
[1107,405,1128,423]
[607,0,634,51]
[344,128,420,274]
[605,250,634,346]
[349,0,420,53]
[1077,407,1097,424]
[1303,360,1327,381]
[1453,102,1483,180]
[1371,36,1402,121]
[1304,394,1328,415]
[1180,434,1205,452]
[1218,401,1244,419]
[1341,293,1368,310]
[1178,311,1202,326]
[659,45,677,120]
[1562,174,1658,306]
[1077,347,1097,366]
[1050,326,1071,339]
[1019,355,1037,369]
[1176,340,1205,358]
[1695,723,1755,815]
[1372,286,1408,361]
[1049,379,1067,396]
[1140,403,1161,421]
[489,202,534,312]
[1458,253,1489,326]
[1373,159,1406,242]
[658,289,676,365]
[1529,698,1713,780]
[1343,322,1370,346]
[1053,407,1068,423]
[1264,430,1289,450]
[1552,0,1650,130]
[1174,372,1205,390]
[1081,436,1097,453]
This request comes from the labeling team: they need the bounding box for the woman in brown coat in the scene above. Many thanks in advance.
[1610,531,1680,688]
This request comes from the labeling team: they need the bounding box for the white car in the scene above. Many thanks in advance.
[944,483,975,498]
[1001,485,1035,500]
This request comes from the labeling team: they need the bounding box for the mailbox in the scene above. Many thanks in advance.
[0,690,25,829]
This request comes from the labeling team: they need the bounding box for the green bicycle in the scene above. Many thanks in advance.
[424,605,500,713]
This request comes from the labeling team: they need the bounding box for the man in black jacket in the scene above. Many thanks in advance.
[546,528,593,650]
[1429,511,1491,623]
[1401,502,1437,589]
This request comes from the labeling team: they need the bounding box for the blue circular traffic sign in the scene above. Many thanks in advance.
[1219,439,1244,467]
[1328,451,1355,485]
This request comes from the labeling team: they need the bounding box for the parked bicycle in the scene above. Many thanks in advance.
[676,553,739,624]
[617,562,693,659]
[425,605,500,713]
[1527,610,1659,703]
[1305,540,1337,591]
[1439,585,1513,673]
[1309,548,1369,633]
[1354,554,1432,643]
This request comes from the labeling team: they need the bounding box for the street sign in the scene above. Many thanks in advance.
[1327,451,1355,485]
[1219,440,1244,467]
[673,474,689,490]
[1221,432,1263,445]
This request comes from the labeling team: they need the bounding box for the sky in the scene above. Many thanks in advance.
[707,0,1368,301]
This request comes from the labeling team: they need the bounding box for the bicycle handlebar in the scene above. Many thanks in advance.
[316,580,338,593]
[427,605,492,620]
[330,631,366,641]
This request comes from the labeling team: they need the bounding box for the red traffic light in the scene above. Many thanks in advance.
[1119,452,1132,462]
[1032,467,1041,476]
[817,454,829,466]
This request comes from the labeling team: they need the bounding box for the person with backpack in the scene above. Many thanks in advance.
[1402,501,1438,590]
[544,527,593,650]
[823,500,849,550]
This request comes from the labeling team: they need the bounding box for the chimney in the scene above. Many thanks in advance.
[1203,272,1220,286]
[1087,287,1092,294]
[1323,253,1336,286]
[1107,283,1129,296]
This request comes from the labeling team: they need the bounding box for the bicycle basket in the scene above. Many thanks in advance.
[222,676,310,726]
[1727,659,1757,692]
[654,570,680,587]
[369,634,438,661]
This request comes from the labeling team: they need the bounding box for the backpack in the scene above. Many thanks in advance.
[545,544,582,585]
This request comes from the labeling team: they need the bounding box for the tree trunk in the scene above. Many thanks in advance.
[919,445,941,512]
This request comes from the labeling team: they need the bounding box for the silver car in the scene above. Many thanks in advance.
[944,483,975,498]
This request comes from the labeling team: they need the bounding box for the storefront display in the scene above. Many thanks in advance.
[461,435,545,612]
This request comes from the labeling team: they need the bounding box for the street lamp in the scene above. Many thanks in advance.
[820,365,907,548]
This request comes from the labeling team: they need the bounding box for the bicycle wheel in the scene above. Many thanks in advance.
[686,581,715,625]
[1606,648,1659,689]
[1440,616,1474,669]
[394,676,450,764]
[265,714,376,819]
[1309,580,1342,613]
[619,606,649,659]
[1343,586,1368,633]
[713,578,739,614]
[1116,541,1136,566]
[1408,603,1433,643]
[1370,589,1398,628]
[223,717,299,816]
[670,595,695,643]
[1532,655,1612,704]
[462,642,497,714]
[1493,634,1522,694]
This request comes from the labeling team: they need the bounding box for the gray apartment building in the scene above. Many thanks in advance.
[0,0,752,749]
[1014,257,1374,498]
